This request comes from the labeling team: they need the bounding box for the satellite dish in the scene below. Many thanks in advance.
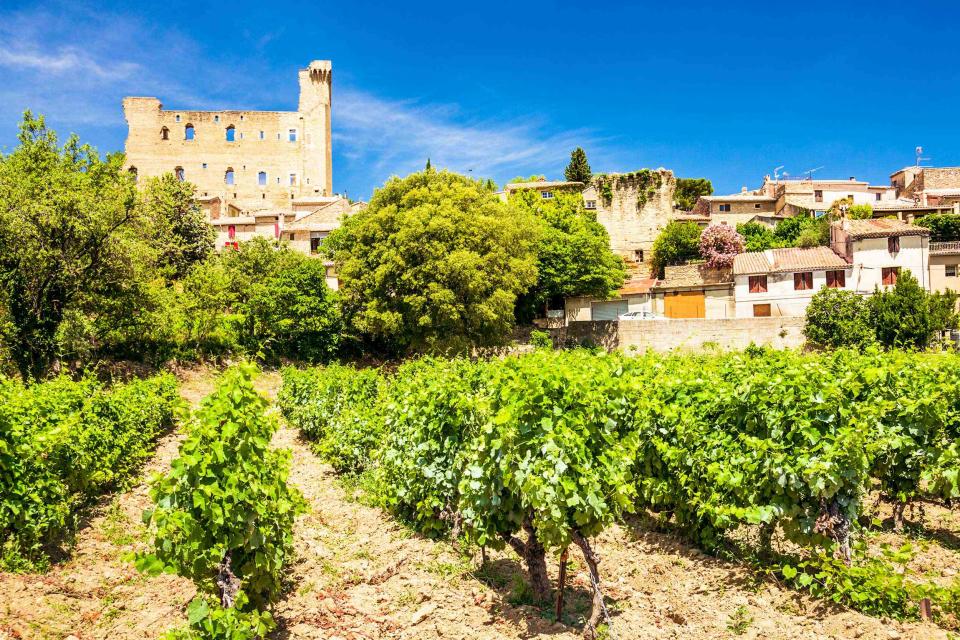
[916,146,924,156]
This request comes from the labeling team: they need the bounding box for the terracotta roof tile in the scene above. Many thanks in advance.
[843,218,929,239]
[733,246,847,275]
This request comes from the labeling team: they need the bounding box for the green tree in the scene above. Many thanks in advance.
[673,178,713,211]
[0,113,148,380]
[509,189,625,321]
[847,204,873,220]
[737,222,783,252]
[916,213,960,242]
[651,220,702,277]
[774,212,830,247]
[241,258,341,362]
[564,147,592,184]
[868,270,958,349]
[804,288,875,349]
[140,173,215,278]
[325,169,538,354]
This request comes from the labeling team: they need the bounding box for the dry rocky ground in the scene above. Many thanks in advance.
[0,368,956,639]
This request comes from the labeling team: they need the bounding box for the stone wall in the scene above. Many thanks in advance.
[590,169,676,264]
[552,316,806,352]
[922,168,960,190]
[123,60,333,211]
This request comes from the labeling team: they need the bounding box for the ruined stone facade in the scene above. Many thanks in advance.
[584,169,678,266]
[124,61,332,209]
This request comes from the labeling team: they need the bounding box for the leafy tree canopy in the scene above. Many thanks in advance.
[0,112,149,379]
[139,174,215,278]
[325,169,538,355]
[868,270,958,350]
[804,287,875,349]
[916,213,960,242]
[674,178,713,211]
[509,189,625,321]
[651,220,702,277]
[564,147,592,184]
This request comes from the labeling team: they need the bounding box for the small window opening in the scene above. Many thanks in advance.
[259,130,265,140]
[184,124,195,141]
[289,173,297,186]
[160,126,169,140]
[225,168,235,185]
[258,171,267,186]
[175,114,181,122]
[288,129,297,142]
[214,115,220,123]
[175,166,184,181]
[225,125,235,142]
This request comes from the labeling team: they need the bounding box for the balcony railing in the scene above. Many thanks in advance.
[930,241,960,255]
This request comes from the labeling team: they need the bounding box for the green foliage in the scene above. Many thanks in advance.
[673,178,713,211]
[508,189,625,321]
[325,169,538,355]
[277,365,385,474]
[377,358,490,536]
[0,373,178,569]
[141,174,216,278]
[238,257,341,362]
[593,170,663,209]
[165,593,276,640]
[868,270,958,349]
[0,112,148,379]
[651,221,702,277]
[529,330,553,349]
[139,364,306,608]
[279,347,960,628]
[774,213,830,247]
[916,213,960,242]
[804,288,875,349]
[781,541,960,623]
[736,222,783,252]
[564,147,592,184]
[847,204,874,220]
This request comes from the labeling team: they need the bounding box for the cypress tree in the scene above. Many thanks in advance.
[564,147,592,184]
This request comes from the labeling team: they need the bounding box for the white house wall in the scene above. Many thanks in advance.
[734,269,852,318]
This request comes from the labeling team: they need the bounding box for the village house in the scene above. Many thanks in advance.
[123,60,356,262]
[732,218,930,318]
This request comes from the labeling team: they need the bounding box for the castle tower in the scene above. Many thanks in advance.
[298,60,333,198]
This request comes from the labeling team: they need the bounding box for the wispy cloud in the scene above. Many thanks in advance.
[0,47,140,81]
[334,88,597,183]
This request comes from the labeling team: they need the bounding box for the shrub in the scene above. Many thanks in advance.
[651,220,702,277]
[916,213,960,242]
[868,270,959,349]
[804,288,875,349]
[139,364,306,610]
[0,373,178,570]
[529,330,553,349]
[698,224,744,268]
[278,364,385,474]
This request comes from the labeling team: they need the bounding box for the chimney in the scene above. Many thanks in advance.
[849,176,856,181]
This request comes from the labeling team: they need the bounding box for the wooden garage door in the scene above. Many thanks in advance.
[664,290,705,319]
[591,299,628,321]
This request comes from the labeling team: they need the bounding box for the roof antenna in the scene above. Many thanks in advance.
[802,166,824,180]
[915,146,930,167]
[773,165,784,183]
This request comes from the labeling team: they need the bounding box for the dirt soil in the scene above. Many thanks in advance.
[1,368,954,640]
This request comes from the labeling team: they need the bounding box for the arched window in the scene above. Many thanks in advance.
[184,124,195,141]
[225,168,235,185]
[258,171,267,186]
[128,166,138,183]
[225,125,235,142]
[160,127,169,140]
[175,166,184,181]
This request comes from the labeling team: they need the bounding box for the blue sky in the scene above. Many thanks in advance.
[1,1,958,200]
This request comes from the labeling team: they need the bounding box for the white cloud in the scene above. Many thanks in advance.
[0,47,139,81]
[333,88,597,184]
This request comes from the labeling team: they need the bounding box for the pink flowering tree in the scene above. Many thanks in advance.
[699,224,745,268]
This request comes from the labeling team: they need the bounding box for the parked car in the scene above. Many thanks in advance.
[618,310,662,321]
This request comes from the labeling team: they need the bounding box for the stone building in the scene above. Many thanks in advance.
[123,60,352,273]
